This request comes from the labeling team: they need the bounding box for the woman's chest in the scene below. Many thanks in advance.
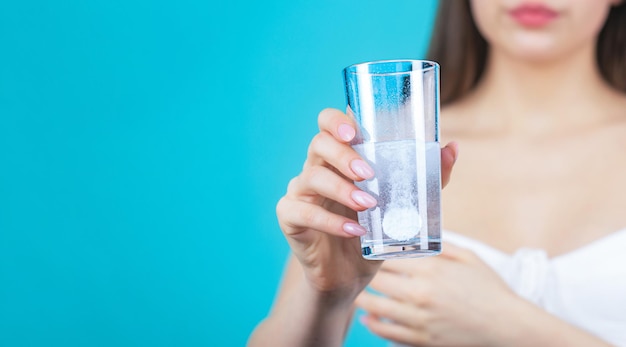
[440,132,626,256]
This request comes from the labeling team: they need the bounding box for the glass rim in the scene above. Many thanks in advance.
[343,59,439,76]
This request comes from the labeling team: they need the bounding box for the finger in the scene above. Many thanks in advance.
[441,141,459,188]
[439,242,482,264]
[361,314,428,346]
[369,268,439,309]
[295,165,377,211]
[276,197,367,238]
[367,271,415,301]
[306,131,374,181]
[379,258,422,275]
[355,291,427,330]
[379,255,451,278]
[317,108,357,143]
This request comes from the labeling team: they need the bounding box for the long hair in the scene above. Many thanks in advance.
[427,1,626,106]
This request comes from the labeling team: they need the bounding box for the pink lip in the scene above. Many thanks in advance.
[510,4,559,27]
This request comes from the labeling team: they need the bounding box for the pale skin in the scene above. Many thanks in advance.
[248,0,626,346]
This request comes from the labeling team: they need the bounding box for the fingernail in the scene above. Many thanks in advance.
[338,123,355,142]
[343,222,367,236]
[351,190,377,208]
[350,159,375,179]
[359,315,368,325]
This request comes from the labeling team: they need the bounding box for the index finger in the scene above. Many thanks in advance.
[379,256,450,277]
[318,108,358,143]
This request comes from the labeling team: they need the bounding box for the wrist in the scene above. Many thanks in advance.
[263,279,355,347]
[298,276,360,312]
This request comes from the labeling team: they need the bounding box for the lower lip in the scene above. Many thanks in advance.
[510,8,558,27]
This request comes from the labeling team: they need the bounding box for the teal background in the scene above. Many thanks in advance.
[0,1,436,346]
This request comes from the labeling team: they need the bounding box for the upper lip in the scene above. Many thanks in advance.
[509,3,559,16]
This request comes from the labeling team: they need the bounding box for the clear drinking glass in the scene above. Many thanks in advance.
[343,59,441,260]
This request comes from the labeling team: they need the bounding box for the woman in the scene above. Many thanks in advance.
[249,0,626,346]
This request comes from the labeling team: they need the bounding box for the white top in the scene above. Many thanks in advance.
[440,229,626,347]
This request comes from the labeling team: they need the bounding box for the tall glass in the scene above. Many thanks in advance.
[343,60,441,260]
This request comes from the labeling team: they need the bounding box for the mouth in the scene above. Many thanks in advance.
[509,3,559,28]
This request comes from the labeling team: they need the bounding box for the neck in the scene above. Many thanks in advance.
[470,43,616,137]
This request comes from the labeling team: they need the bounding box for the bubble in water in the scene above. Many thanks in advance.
[382,206,421,241]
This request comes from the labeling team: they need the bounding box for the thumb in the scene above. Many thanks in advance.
[441,141,459,189]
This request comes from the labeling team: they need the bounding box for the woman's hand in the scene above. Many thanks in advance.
[251,107,458,347]
[276,108,459,301]
[355,243,520,347]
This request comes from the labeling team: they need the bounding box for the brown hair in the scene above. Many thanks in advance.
[427,0,626,106]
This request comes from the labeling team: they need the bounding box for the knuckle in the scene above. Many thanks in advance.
[410,281,434,307]
[307,132,331,157]
[276,197,299,231]
[307,133,321,157]
[298,204,319,227]
[407,312,426,330]
[275,196,288,220]
[318,107,333,118]
[301,165,323,185]
[285,176,299,195]
[371,297,390,316]
[318,108,340,127]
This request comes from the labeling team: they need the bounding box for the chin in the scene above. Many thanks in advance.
[500,31,568,63]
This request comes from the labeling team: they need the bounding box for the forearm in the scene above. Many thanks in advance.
[248,279,356,347]
[493,297,613,347]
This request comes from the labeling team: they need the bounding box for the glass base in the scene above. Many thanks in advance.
[362,240,441,260]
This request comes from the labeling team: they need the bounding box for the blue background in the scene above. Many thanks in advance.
[0,1,436,346]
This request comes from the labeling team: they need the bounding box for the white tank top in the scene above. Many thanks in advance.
[440,229,626,346]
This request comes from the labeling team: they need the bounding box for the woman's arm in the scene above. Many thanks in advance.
[247,256,356,347]
[501,299,614,347]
